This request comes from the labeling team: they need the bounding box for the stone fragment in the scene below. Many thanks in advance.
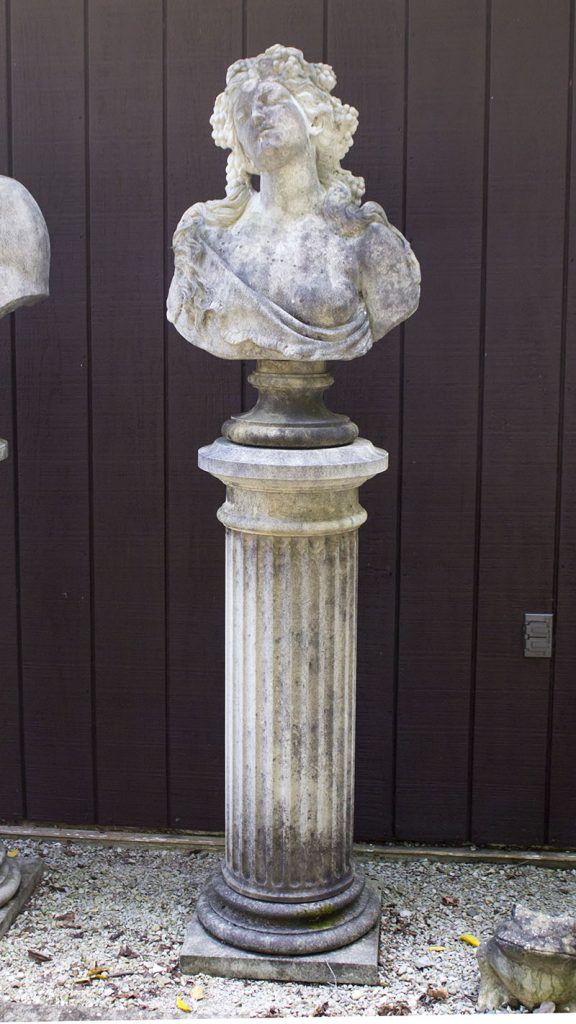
[0,175,50,318]
[0,860,44,940]
[477,905,576,1012]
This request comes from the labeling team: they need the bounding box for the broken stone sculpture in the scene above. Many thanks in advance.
[0,175,50,319]
[0,174,50,463]
[171,46,419,983]
[167,44,420,364]
[0,174,49,935]
[477,904,576,1012]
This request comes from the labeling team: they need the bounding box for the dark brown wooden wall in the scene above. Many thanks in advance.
[0,0,574,847]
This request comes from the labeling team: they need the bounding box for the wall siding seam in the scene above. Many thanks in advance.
[546,0,575,845]
[467,0,492,846]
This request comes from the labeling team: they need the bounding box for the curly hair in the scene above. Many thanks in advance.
[177,45,386,238]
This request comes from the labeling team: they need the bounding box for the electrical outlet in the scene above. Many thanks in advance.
[524,613,553,658]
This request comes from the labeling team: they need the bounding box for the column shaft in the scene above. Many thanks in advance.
[225,530,357,902]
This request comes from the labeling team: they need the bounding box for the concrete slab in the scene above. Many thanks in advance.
[180,911,381,985]
[0,859,44,939]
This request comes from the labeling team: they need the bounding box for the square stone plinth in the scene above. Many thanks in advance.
[0,859,44,939]
[180,913,381,985]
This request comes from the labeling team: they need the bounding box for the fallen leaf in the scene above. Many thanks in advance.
[190,984,204,1001]
[263,1009,280,1018]
[311,1002,329,1017]
[428,945,447,952]
[441,895,459,907]
[426,985,449,1000]
[176,995,192,1013]
[55,911,76,928]
[55,911,75,923]
[459,933,480,947]
[6,849,19,858]
[27,949,52,963]
[377,1001,411,1016]
[119,944,138,959]
[78,962,109,981]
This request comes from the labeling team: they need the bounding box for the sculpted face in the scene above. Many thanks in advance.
[232,79,311,173]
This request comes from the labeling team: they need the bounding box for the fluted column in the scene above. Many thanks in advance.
[225,529,357,902]
[194,437,387,957]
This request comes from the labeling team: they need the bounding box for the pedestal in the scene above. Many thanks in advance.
[182,437,387,982]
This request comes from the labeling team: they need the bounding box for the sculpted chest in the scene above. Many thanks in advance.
[205,215,360,328]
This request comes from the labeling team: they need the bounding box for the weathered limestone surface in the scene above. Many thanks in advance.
[0,176,50,930]
[477,905,576,1012]
[181,907,381,985]
[167,45,419,362]
[0,859,43,940]
[0,176,50,318]
[190,439,386,964]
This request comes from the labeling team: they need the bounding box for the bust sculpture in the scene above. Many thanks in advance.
[167,44,420,362]
[0,175,49,319]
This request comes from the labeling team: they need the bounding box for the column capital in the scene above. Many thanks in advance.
[199,437,388,536]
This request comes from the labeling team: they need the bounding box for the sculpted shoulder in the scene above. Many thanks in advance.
[357,218,421,343]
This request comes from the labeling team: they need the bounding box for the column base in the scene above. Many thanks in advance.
[0,859,44,939]
[181,884,381,985]
[195,868,380,957]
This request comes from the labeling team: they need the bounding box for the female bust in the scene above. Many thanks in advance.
[167,45,420,361]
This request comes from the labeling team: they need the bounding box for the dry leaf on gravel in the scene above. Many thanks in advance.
[55,911,76,927]
[176,995,192,1013]
[377,1000,411,1015]
[422,984,449,1001]
[190,984,204,1000]
[441,895,459,907]
[27,949,52,963]
[311,1001,329,1016]
[119,944,138,958]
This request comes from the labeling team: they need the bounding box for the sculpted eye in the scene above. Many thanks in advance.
[261,85,284,105]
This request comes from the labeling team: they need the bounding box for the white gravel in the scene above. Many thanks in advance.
[0,839,574,1018]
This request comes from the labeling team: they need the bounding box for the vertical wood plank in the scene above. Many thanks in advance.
[0,0,24,817]
[10,0,93,821]
[166,0,242,830]
[472,0,569,844]
[328,0,405,840]
[549,6,576,846]
[395,0,486,841]
[246,0,323,58]
[89,0,166,825]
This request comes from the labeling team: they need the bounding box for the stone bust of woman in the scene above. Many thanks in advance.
[167,45,420,362]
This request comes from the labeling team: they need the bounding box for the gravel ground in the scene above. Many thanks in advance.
[0,839,574,1019]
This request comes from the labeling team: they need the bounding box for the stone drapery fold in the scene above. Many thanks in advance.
[167,221,373,362]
